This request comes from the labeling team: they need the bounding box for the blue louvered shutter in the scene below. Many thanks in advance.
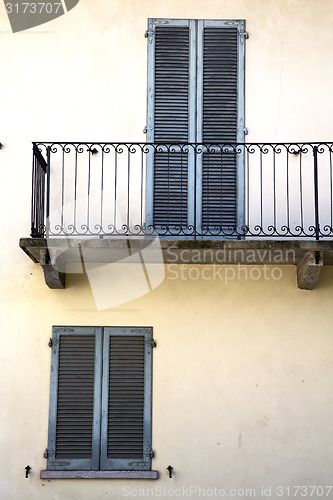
[146,19,196,234]
[196,20,246,236]
[100,327,153,471]
[47,327,103,471]
[146,18,246,238]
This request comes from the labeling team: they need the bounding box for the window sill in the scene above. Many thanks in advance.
[40,470,159,479]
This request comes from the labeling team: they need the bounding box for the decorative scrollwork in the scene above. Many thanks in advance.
[32,141,333,240]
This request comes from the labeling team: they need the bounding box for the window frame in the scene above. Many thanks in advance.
[42,326,157,479]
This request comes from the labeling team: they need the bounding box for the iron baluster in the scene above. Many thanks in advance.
[46,146,51,237]
[313,145,320,240]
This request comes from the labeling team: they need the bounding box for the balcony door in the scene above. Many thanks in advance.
[145,18,246,238]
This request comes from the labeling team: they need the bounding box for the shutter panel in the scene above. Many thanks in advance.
[47,327,102,471]
[154,24,189,227]
[201,25,239,230]
[108,335,145,458]
[100,328,153,471]
[154,26,190,143]
[56,335,95,458]
[146,19,196,233]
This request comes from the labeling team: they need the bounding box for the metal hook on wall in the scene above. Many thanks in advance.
[167,465,173,478]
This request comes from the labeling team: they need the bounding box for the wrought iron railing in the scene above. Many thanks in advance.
[31,142,333,239]
[31,143,48,238]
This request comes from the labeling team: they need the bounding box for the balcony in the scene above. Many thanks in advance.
[20,141,333,290]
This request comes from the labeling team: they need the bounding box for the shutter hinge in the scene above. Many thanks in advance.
[143,125,153,134]
[145,29,155,42]
[239,127,248,135]
[45,449,63,466]
[239,31,249,39]
[48,337,59,348]
[145,30,155,38]
[129,446,154,466]
[146,338,156,348]
[145,448,155,458]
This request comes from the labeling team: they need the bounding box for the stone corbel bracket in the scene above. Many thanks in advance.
[297,251,323,290]
[40,249,65,289]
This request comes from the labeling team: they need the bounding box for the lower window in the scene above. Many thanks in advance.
[46,326,155,473]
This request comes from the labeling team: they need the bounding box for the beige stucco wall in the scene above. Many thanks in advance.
[1,264,333,499]
[1,0,333,499]
[0,0,332,238]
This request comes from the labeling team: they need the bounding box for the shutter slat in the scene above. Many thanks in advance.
[202,27,238,228]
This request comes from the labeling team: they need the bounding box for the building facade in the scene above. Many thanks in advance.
[1,1,333,499]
